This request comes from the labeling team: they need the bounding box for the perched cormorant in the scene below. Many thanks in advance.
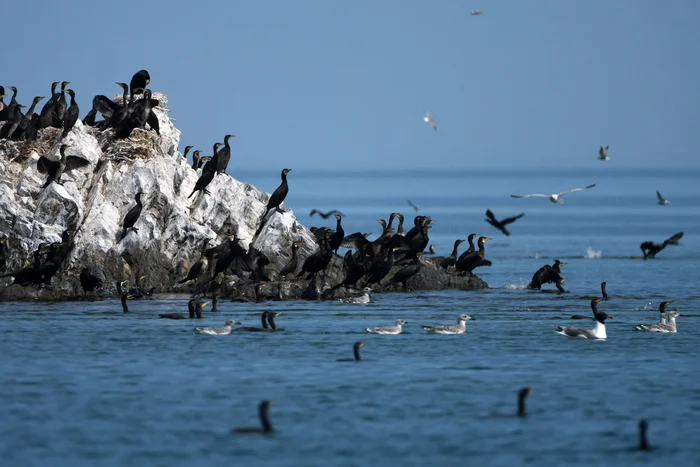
[329,214,344,253]
[336,342,365,361]
[485,209,525,236]
[389,253,422,290]
[297,236,332,280]
[191,150,201,170]
[366,319,406,335]
[188,143,221,198]
[435,239,465,269]
[178,240,210,284]
[80,268,103,294]
[215,134,234,174]
[51,81,70,128]
[61,89,79,138]
[511,184,596,204]
[195,319,240,335]
[232,400,273,434]
[36,82,58,129]
[114,89,159,138]
[129,70,151,98]
[278,241,302,278]
[0,102,26,139]
[119,192,143,242]
[456,233,479,265]
[37,144,90,187]
[182,145,194,160]
[422,314,473,334]
[100,83,130,128]
[454,236,492,274]
[554,298,612,339]
[0,236,7,272]
[333,250,367,289]
[262,168,291,220]
[309,209,344,218]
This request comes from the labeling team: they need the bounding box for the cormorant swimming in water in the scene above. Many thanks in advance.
[638,420,651,451]
[120,293,132,313]
[554,298,612,339]
[336,342,365,361]
[232,400,273,434]
[309,209,344,219]
[119,192,143,242]
[80,268,103,294]
[516,387,534,417]
[188,143,221,199]
[37,144,90,187]
[235,311,280,332]
[485,209,525,236]
[262,168,291,220]
[61,89,79,138]
[159,299,202,319]
[215,134,235,174]
[129,70,151,98]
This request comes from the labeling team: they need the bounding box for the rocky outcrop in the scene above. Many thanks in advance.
[0,93,488,301]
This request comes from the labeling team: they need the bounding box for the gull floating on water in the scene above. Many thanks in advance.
[423,111,437,132]
[422,314,473,334]
[634,311,679,333]
[598,145,610,161]
[656,190,670,205]
[511,184,596,204]
[366,319,407,335]
[554,298,612,339]
[195,319,240,335]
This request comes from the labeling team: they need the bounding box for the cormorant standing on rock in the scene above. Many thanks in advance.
[278,241,302,278]
[329,214,344,253]
[129,70,151,98]
[188,143,221,199]
[80,268,103,294]
[333,250,367,289]
[182,145,194,160]
[456,233,479,264]
[436,239,465,269]
[0,102,26,139]
[61,90,79,138]
[119,192,143,242]
[263,168,291,219]
[485,209,524,236]
[297,236,332,280]
[178,240,210,284]
[37,82,58,129]
[0,236,7,272]
[191,150,201,170]
[51,81,70,128]
[215,134,235,174]
[37,144,90,188]
[455,236,492,274]
[114,89,159,138]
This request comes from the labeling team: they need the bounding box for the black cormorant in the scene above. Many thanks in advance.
[527,260,565,290]
[455,236,492,274]
[336,342,364,362]
[278,241,302,278]
[517,387,533,417]
[37,82,58,129]
[389,254,422,289]
[80,268,103,294]
[485,209,524,236]
[333,250,367,289]
[191,150,201,170]
[309,209,344,218]
[188,143,221,198]
[638,420,651,451]
[329,214,344,253]
[0,102,26,139]
[235,311,275,332]
[456,233,479,265]
[129,70,151,98]
[640,232,683,259]
[436,239,465,269]
[296,236,332,280]
[262,168,291,219]
[51,81,70,128]
[0,236,7,272]
[215,134,234,174]
[0,85,6,119]
[61,89,79,138]
[232,400,273,434]
[120,293,132,313]
[119,192,143,241]
[178,240,210,284]
[101,83,130,128]
[37,144,90,187]
[114,89,159,138]
[182,145,194,160]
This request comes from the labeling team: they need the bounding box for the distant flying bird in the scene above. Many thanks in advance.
[471,11,483,16]
[511,184,596,204]
[407,200,419,212]
[485,210,525,236]
[598,145,610,161]
[423,111,437,132]
[310,209,344,219]
[656,190,670,205]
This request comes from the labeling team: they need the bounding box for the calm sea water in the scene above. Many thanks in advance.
[1,168,699,466]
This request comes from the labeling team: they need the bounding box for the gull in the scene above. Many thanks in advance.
[554,298,612,339]
[471,11,483,16]
[366,319,407,335]
[598,145,610,161]
[656,190,670,205]
[423,111,437,131]
[194,319,240,335]
[422,314,473,334]
[511,184,596,204]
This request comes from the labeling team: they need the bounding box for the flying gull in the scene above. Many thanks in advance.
[423,111,437,132]
[656,190,670,205]
[511,184,596,204]
[598,145,610,161]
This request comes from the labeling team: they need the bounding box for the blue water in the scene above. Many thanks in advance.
[2,169,699,466]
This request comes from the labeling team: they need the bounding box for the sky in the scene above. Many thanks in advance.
[3,0,700,171]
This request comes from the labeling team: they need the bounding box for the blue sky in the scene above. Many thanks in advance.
[3,1,699,171]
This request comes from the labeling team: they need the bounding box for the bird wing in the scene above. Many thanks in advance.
[431,121,437,131]
[64,155,90,172]
[36,156,59,174]
[510,193,550,199]
[656,190,666,202]
[485,209,497,222]
[663,232,683,245]
[558,184,596,196]
[501,213,525,225]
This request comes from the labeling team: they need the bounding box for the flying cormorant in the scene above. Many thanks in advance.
[485,209,525,236]
[119,192,143,241]
[309,209,344,218]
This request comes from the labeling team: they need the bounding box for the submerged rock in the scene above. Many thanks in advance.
[0,93,487,301]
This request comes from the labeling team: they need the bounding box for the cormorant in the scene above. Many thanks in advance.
[215,134,234,174]
[196,156,211,170]
[389,253,422,289]
[178,240,210,284]
[262,168,291,220]
[435,239,465,269]
[456,233,479,264]
[159,299,199,319]
[485,209,525,236]
[0,85,6,119]
[80,268,103,294]
[129,70,151,98]
[188,143,221,198]
[0,102,26,139]
[329,214,344,253]
[37,82,59,129]
[119,192,143,242]
[191,150,201,170]
[120,293,132,313]
[13,95,45,139]
[232,400,273,434]
[454,236,492,274]
[511,184,596,204]
[37,144,90,187]
[61,89,79,138]
[333,250,367,289]
[640,232,683,259]
[100,83,130,128]
[427,244,436,254]
[278,241,302,278]
[114,89,159,138]
[0,236,7,272]
[51,81,70,128]
[182,145,194,160]
[235,311,275,332]
[296,236,332,280]
[638,420,651,451]
[527,260,565,290]
[309,209,344,218]
[517,387,534,417]
[336,342,365,362]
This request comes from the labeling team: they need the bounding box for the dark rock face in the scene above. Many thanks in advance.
[0,94,488,302]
